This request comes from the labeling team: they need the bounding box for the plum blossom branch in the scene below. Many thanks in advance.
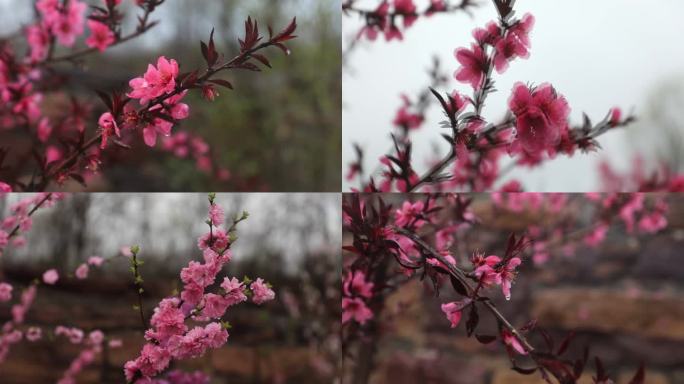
[393,226,535,352]
[123,194,275,383]
[1,1,297,192]
[347,0,638,192]
[342,194,656,383]
[37,17,297,190]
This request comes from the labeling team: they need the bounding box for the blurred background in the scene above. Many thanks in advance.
[0,193,341,383]
[0,0,341,192]
[343,193,684,384]
[343,0,684,191]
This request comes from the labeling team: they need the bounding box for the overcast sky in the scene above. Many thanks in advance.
[343,0,684,191]
[3,193,341,273]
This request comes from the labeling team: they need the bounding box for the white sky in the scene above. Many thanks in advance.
[343,0,684,191]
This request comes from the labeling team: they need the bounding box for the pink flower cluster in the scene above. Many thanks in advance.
[29,0,119,60]
[128,56,180,106]
[472,253,521,300]
[102,56,193,148]
[508,83,571,156]
[35,0,87,48]
[453,13,573,156]
[342,271,374,325]
[125,200,274,382]
[394,200,428,228]
[454,14,534,90]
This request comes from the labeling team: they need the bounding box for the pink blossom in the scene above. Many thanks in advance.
[56,326,84,344]
[609,107,622,127]
[426,0,447,15]
[393,95,424,130]
[180,261,214,289]
[130,343,171,379]
[98,112,120,149]
[51,0,87,47]
[509,13,535,48]
[493,14,534,73]
[37,117,53,143]
[26,25,50,62]
[0,183,11,193]
[638,212,667,234]
[128,56,180,105]
[201,322,229,350]
[87,256,105,267]
[394,200,427,228]
[220,277,248,306]
[43,269,59,285]
[88,330,104,345]
[493,33,530,73]
[250,278,275,305]
[209,204,224,226]
[201,293,229,318]
[343,270,374,299]
[394,0,417,28]
[584,224,609,247]
[472,21,500,45]
[508,83,571,154]
[202,84,219,101]
[75,263,89,280]
[502,329,527,355]
[473,255,501,286]
[0,282,12,302]
[197,229,229,253]
[141,91,189,147]
[85,21,115,52]
[4,330,22,343]
[454,44,487,90]
[26,327,42,342]
[147,298,186,343]
[120,246,133,257]
[45,146,62,164]
[342,297,373,325]
[440,299,471,328]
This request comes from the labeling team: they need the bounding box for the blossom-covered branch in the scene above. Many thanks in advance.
[346,0,638,192]
[123,194,275,382]
[0,0,298,192]
[342,193,660,383]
